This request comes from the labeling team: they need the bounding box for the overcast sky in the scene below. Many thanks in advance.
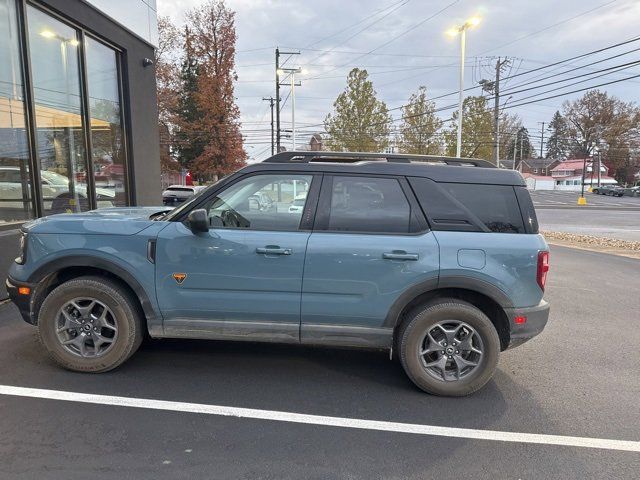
[157,0,640,161]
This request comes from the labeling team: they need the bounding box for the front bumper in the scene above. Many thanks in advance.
[6,277,38,325]
[504,300,550,349]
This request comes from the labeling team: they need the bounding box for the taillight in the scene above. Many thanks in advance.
[537,251,550,291]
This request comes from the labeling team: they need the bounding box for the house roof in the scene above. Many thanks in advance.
[551,159,592,171]
[521,158,559,169]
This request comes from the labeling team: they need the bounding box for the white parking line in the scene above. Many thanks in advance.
[1,385,639,453]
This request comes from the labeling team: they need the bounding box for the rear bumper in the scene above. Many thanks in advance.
[6,277,37,325]
[504,300,550,349]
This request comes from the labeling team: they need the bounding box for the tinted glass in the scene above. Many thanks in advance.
[85,37,127,207]
[203,174,312,230]
[514,186,539,233]
[27,6,90,214]
[328,176,411,233]
[0,0,34,223]
[441,183,524,233]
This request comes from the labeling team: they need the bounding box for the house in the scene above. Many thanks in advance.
[518,158,561,176]
[550,158,617,191]
[498,159,515,169]
[292,134,324,152]
[309,134,324,151]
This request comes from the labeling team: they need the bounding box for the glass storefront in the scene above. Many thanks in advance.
[0,0,129,223]
[85,37,127,207]
[0,0,34,223]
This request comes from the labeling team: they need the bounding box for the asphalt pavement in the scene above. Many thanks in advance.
[0,245,639,479]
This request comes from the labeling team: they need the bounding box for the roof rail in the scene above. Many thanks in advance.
[262,151,495,168]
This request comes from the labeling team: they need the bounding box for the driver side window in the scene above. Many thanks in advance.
[203,174,312,231]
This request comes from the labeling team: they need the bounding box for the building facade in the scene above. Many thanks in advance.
[0,0,160,295]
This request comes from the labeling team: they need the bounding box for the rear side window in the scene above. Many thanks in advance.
[408,177,526,234]
[327,176,411,233]
[440,183,524,233]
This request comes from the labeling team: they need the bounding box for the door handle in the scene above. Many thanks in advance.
[256,246,292,255]
[383,251,419,261]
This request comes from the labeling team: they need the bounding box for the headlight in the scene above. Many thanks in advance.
[15,232,27,265]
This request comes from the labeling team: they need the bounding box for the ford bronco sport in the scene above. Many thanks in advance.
[7,152,550,396]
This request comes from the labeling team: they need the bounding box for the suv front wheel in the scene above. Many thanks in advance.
[38,276,144,373]
[399,299,500,396]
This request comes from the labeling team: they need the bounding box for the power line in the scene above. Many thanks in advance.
[477,0,619,55]
[305,0,460,80]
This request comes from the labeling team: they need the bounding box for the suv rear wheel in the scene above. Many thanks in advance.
[38,276,143,373]
[399,299,500,396]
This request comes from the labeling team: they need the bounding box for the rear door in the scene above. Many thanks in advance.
[300,174,439,347]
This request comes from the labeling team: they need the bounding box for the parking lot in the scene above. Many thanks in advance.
[531,190,640,210]
[0,245,638,479]
[531,191,640,242]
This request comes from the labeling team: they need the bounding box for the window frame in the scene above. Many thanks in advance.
[11,0,132,218]
[313,173,429,236]
[184,171,322,233]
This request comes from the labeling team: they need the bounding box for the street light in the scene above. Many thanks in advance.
[277,67,304,150]
[446,16,481,158]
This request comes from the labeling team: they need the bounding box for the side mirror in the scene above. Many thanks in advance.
[187,209,209,233]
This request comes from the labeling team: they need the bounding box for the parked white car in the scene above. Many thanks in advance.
[0,166,115,215]
[162,185,207,206]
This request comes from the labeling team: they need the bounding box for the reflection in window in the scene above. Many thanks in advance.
[0,0,34,223]
[204,174,311,231]
[27,5,91,214]
[329,176,411,233]
[85,37,127,207]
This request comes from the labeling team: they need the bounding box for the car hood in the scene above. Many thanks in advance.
[23,206,173,235]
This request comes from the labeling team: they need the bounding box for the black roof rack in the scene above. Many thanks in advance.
[262,151,495,168]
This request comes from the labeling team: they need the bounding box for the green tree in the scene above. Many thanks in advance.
[174,37,205,169]
[324,68,391,152]
[445,96,493,159]
[505,127,535,161]
[498,112,523,163]
[545,111,570,159]
[398,86,443,154]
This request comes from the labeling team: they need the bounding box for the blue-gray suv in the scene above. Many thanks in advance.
[7,152,550,396]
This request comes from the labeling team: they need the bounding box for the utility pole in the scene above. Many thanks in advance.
[456,27,466,158]
[480,57,509,165]
[262,96,275,156]
[512,130,517,170]
[275,48,299,152]
[538,121,545,158]
[275,48,280,152]
[598,150,602,187]
[519,128,524,163]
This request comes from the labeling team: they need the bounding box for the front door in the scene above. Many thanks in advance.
[301,174,439,347]
[155,173,317,342]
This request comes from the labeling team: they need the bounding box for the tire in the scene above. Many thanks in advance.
[37,276,144,373]
[398,299,500,396]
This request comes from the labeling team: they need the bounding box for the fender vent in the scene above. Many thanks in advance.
[147,239,157,264]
